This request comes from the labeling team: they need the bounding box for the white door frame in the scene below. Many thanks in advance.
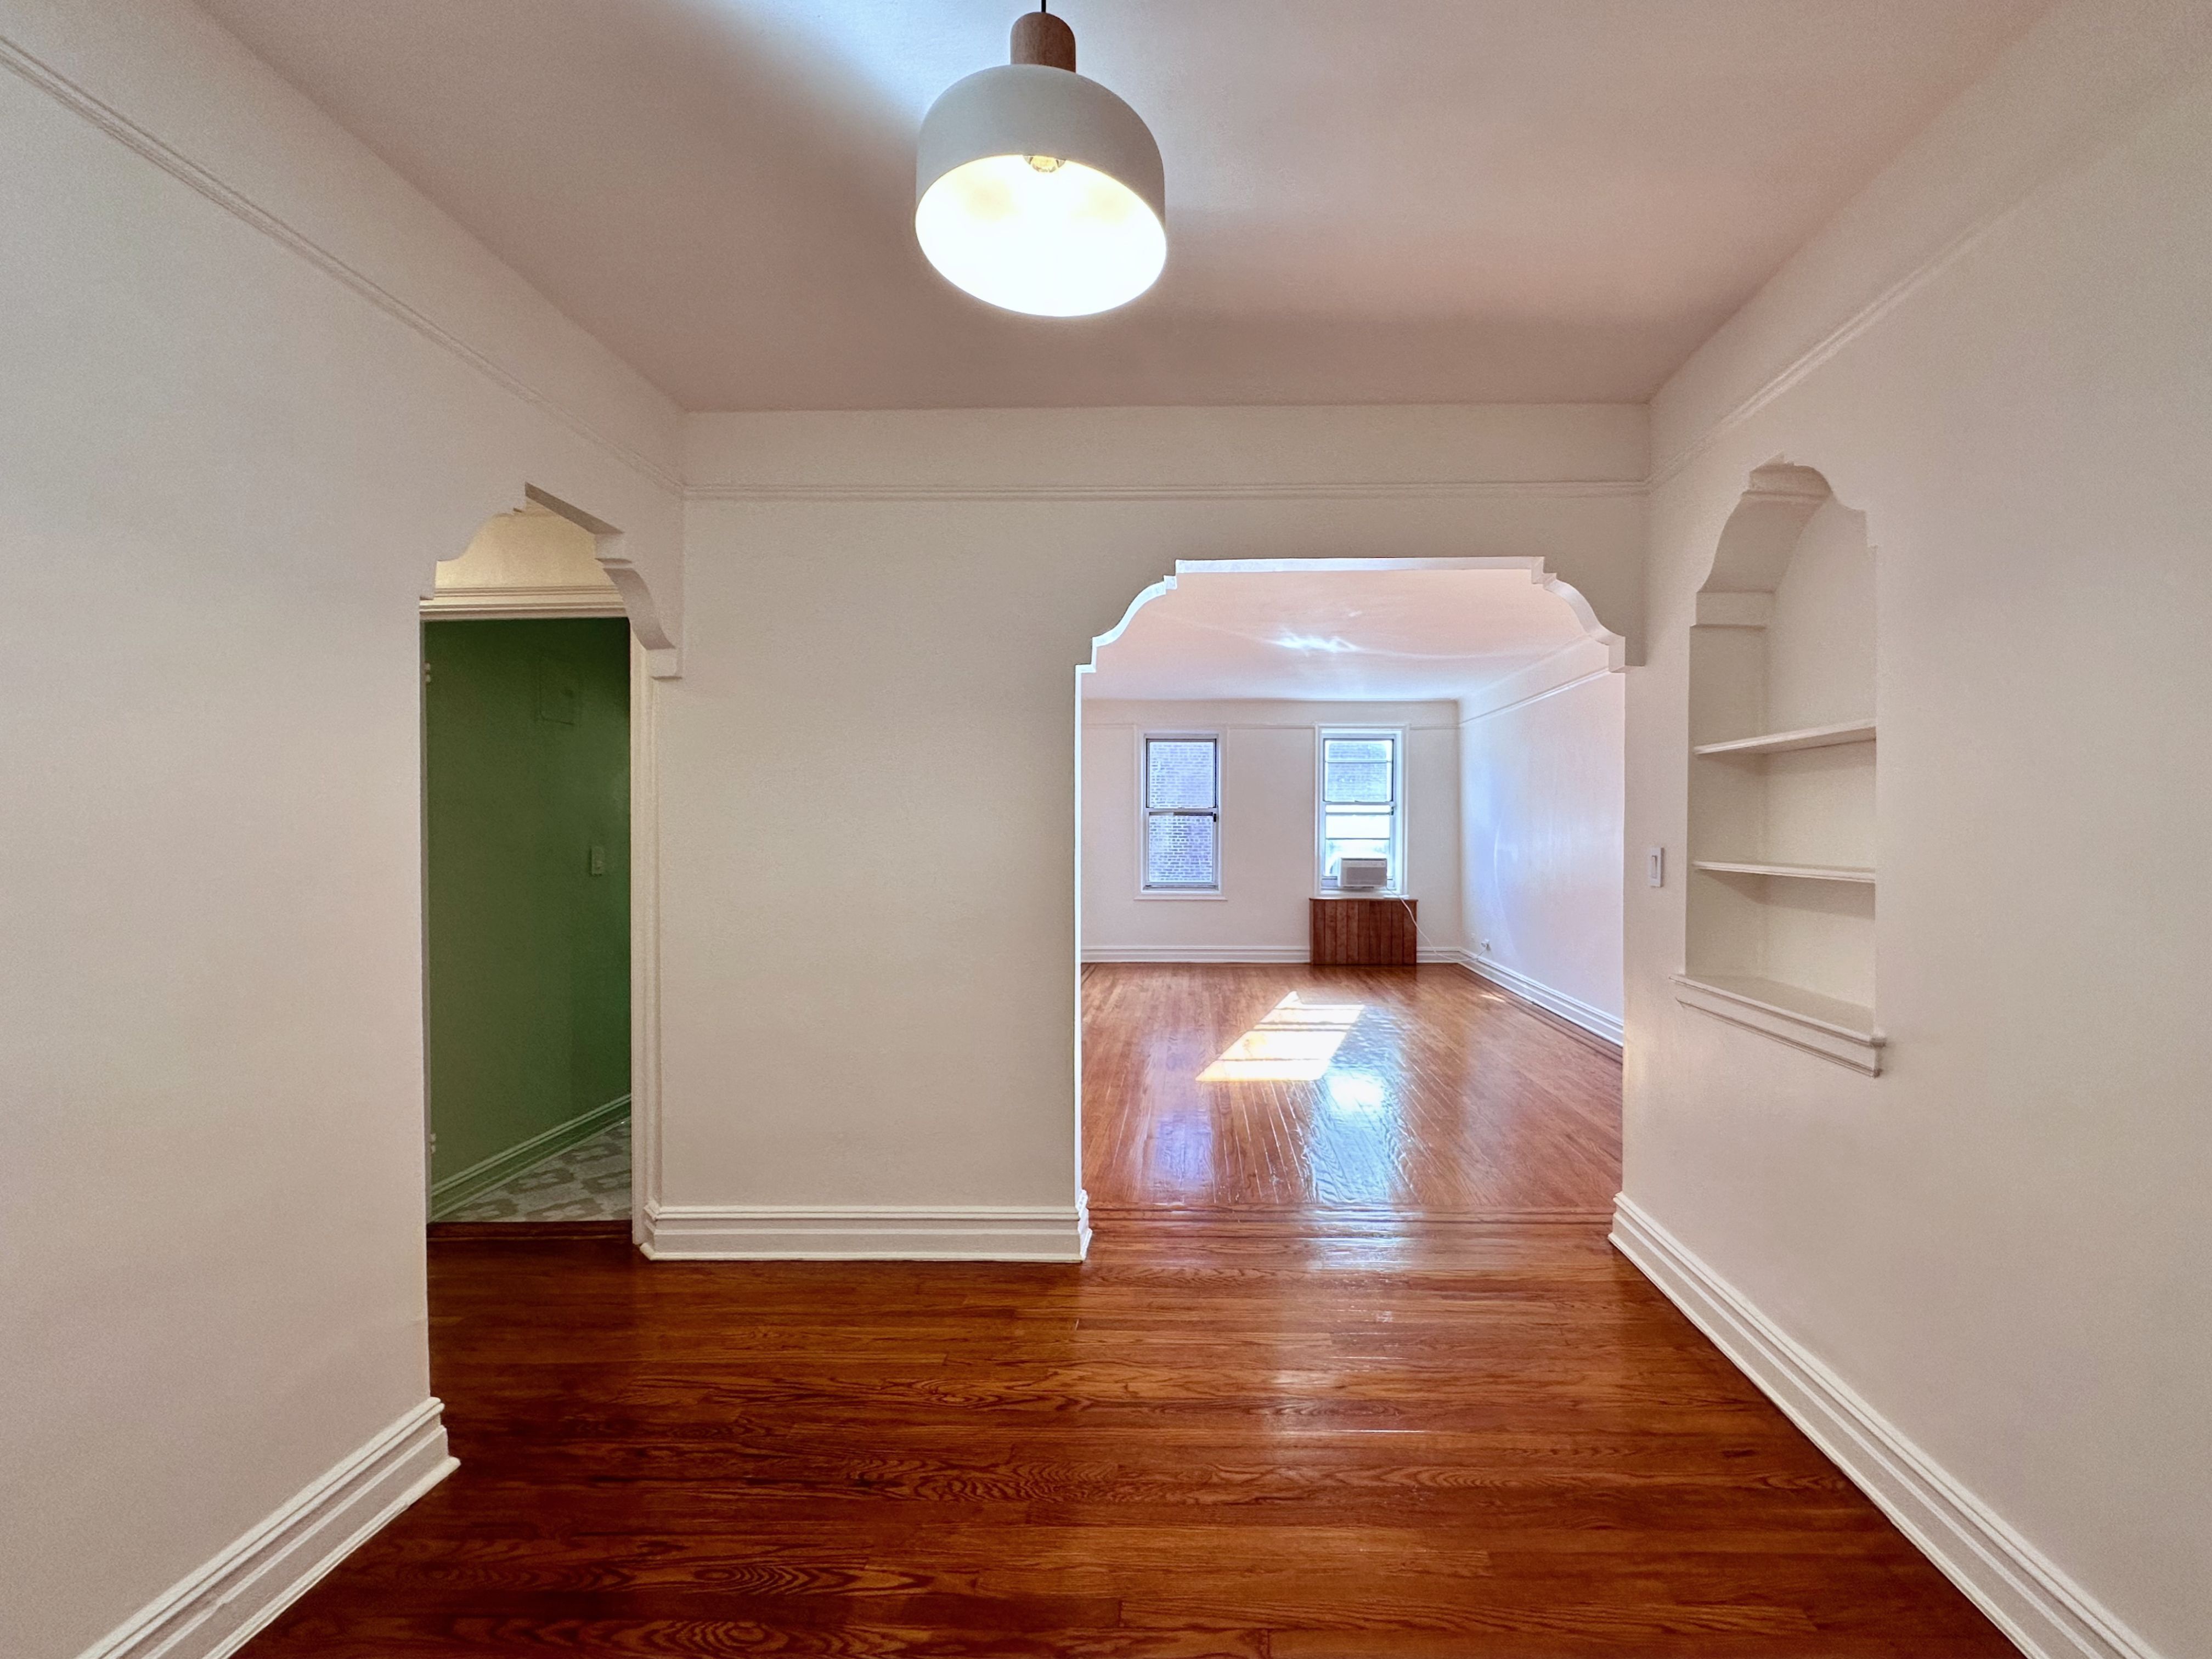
[416,587,657,1243]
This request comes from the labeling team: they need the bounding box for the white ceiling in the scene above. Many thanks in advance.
[1082,569,1594,703]
[200,0,2050,411]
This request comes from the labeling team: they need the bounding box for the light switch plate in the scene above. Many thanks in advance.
[1647,846,1666,888]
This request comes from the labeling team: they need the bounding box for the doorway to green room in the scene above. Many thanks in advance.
[422,614,631,1224]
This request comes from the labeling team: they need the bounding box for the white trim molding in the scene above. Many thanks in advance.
[1458,664,1615,728]
[641,1197,1092,1262]
[428,1093,630,1219]
[629,651,663,1250]
[1082,945,1472,967]
[1611,1197,2166,1659]
[1647,201,2019,489]
[1672,972,1884,1075]
[1082,945,1306,964]
[420,585,627,620]
[1643,21,2201,495]
[73,1400,454,1659]
[1463,952,1625,1048]
[0,35,680,497]
[685,477,1644,505]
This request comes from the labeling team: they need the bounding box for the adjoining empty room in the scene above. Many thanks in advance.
[1078,563,1628,1222]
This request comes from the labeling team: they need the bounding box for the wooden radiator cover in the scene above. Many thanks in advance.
[1310,897,1417,966]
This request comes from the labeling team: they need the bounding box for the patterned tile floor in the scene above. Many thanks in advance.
[441,1116,631,1222]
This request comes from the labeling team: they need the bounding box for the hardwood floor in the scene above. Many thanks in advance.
[1082,964,1621,1222]
[242,965,2010,1657]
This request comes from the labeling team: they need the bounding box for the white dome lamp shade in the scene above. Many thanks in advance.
[915,8,1166,318]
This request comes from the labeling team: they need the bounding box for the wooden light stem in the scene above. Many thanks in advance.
[1011,9,1076,72]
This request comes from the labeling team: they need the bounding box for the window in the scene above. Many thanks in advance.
[1317,730,1403,892]
[1143,735,1220,891]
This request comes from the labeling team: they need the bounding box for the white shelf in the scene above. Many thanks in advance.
[1693,719,1876,757]
[1691,860,1875,884]
[1672,973,1885,1075]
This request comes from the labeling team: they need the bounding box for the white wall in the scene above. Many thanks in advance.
[1081,700,1460,961]
[1624,3,2212,1652]
[661,405,1645,1255]
[0,3,681,1655]
[1762,501,1876,734]
[1458,646,1625,1042]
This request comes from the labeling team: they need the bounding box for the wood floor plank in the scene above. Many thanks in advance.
[239,966,2010,1657]
[1080,964,1621,1218]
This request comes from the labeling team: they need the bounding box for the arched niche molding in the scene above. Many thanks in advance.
[1081,554,1627,679]
[422,484,681,679]
[1678,458,1883,1074]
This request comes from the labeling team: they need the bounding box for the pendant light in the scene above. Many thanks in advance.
[915,5,1166,317]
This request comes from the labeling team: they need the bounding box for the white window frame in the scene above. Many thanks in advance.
[1314,726,1407,896]
[1137,730,1225,899]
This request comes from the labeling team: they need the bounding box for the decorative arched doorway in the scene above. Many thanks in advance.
[1074,552,1630,1242]
[421,489,676,1239]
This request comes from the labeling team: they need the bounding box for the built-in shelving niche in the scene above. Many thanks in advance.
[1678,463,1884,1074]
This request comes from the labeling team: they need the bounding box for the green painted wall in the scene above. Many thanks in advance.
[424,618,630,1191]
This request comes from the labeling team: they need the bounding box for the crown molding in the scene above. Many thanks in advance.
[1645,55,2173,492]
[684,477,1646,505]
[0,31,682,496]
[1645,210,2011,491]
[1457,656,1615,726]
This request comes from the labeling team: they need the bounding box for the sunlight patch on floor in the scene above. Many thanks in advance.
[1197,992,1366,1082]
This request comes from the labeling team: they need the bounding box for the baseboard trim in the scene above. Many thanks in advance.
[428,1093,629,1218]
[1081,945,1307,963]
[641,1193,1092,1261]
[1610,1196,2163,1659]
[75,1398,454,1659]
[1455,952,1625,1048]
[1082,946,1472,967]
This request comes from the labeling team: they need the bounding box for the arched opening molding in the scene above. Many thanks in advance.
[419,485,671,1248]
[422,486,679,680]
[1083,555,1627,679]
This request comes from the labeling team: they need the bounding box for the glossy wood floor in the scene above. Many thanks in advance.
[1082,964,1621,1222]
[244,966,2010,1657]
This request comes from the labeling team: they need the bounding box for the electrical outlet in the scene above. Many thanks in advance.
[588,844,606,876]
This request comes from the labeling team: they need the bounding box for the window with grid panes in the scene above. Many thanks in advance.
[1143,735,1220,890]
[1318,732,1401,891]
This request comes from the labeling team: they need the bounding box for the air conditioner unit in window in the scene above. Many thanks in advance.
[1338,857,1389,891]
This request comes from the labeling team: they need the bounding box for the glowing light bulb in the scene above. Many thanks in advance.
[915,154,1166,318]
